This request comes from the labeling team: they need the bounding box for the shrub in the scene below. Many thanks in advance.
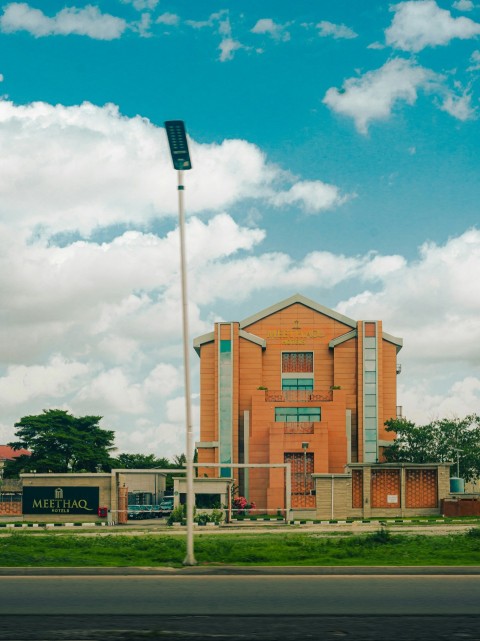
[368,527,392,544]
[232,497,257,516]
[167,504,186,526]
[466,527,480,538]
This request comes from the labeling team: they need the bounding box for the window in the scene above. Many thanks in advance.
[275,407,321,422]
[282,352,313,373]
[282,378,314,391]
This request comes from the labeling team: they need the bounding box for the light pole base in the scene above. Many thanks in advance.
[183,555,198,566]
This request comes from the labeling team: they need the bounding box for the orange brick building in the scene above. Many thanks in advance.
[194,294,402,513]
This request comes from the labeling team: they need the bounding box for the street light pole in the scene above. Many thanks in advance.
[164,120,196,566]
[453,448,463,479]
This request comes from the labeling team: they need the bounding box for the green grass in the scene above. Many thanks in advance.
[1,528,480,567]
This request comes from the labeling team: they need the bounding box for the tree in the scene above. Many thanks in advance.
[5,409,115,477]
[111,453,172,469]
[384,414,480,482]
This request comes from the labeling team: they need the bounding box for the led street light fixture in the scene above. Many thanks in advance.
[165,120,192,170]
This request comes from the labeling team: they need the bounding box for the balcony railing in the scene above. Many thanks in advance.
[280,422,314,434]
[265,390,333,403]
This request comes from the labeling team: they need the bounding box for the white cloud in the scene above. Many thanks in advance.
[0,100,349,237]
[337,228,480,364]
[156,12,180,26]
[0,356,89,405]
[121,0,159,10]
[386,0,480,52]
[219,37,245,61]
[452,0,475,11]
[399,377,480,424]
[268,180,352,213]
[184,10,246,62]
[323,58,439,134]
[0,3,127,39]
[317,20,357,39]
[468,49,480,70]
[439,86,477,120]
[133,12,151,37]
[335,229,480,421]
[251,18,291,41]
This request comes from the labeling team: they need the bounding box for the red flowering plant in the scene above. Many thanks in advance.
[232,496,256,516]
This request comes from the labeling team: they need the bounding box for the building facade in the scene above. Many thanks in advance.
[194,293,403,514]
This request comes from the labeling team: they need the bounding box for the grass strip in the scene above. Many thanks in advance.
[1,528,480,567]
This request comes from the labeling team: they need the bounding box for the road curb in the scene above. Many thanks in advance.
[1,565,480,576]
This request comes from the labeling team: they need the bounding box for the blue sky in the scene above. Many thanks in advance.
[0,0,479,457]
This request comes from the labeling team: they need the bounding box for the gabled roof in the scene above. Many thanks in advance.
[0,445,31,461]
[329,328,403,352]
[240,293,357,330]
[193,293,403,353]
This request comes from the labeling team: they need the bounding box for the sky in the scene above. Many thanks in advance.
[0,0,479,459]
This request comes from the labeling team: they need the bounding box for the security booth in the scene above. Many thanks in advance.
[173,477,233,515]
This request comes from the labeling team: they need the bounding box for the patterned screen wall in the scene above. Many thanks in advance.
[406,469,438,508]
[371,469,400,508]
[352,469,363,508]
[282,352,313,373]
[284,452,315,508]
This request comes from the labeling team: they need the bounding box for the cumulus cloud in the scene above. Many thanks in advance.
[0,356,89,405]
[335,229,480,421]
[0,3,127,39]
[268,180,352,213]
[323,58,439,134]
[453,0,475,10]
[0,100,349,236]
[251,18,291,41]
[219,37,245,61]
[337,228,480,363]
[468,49,480,70]
[121,0,159,10]
[439,85,477,120]
[156,12,180,26]
[185,10,248,61]
[317,20,357,39]
[385,0,480,52]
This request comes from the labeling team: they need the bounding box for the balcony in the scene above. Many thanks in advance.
[280,422,314,434]
[264,390,333,403]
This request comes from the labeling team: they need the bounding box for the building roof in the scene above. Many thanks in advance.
[0,445,31,461]
[239,293,357,330]
[193,293,402,353]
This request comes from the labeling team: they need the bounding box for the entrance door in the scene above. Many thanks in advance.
[285,452,315,508]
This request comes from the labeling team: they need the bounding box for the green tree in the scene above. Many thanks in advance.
[111,453,172,469]
[384,414,480,482]
[5,409,115,477]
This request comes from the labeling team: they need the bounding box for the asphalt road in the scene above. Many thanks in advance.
[2,574,480,640]
[2,574,480,616]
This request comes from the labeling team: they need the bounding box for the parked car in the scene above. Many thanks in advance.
[158,496,174,516]
[127,505,147,520]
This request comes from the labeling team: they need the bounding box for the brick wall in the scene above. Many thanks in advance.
[0,502,22,516]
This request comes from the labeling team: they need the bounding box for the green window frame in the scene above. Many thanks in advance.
[281,378,314,391]
[275,407,321,422]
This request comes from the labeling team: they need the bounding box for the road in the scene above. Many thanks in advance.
[1,573,480,640]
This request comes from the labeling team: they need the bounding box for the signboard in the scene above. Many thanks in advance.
[23,486,99,515]
[387,494,398,504]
